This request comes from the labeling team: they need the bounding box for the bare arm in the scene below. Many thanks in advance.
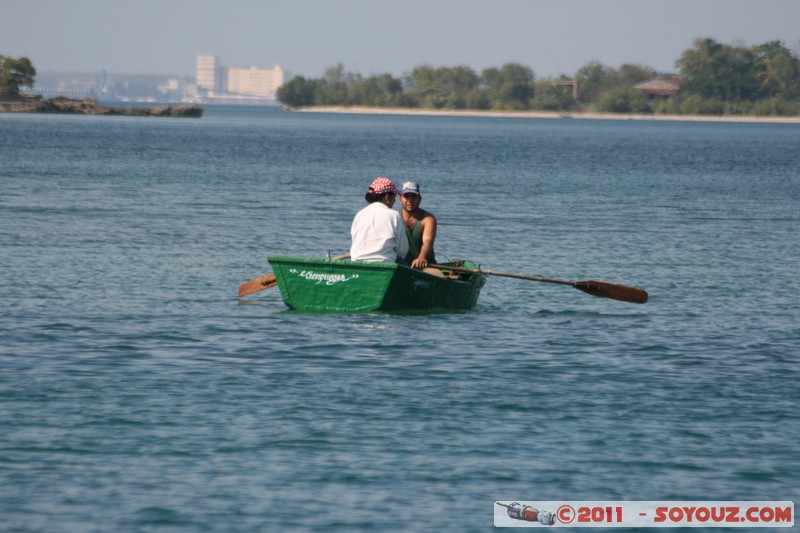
[410,213,437,269]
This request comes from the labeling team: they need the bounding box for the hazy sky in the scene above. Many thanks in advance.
[2,0,799,79]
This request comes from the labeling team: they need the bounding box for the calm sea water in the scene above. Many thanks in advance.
[1,107,798,532]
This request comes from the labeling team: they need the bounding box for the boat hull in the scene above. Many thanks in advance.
[268,256,486,312]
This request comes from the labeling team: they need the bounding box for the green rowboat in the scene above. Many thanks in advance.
[268,255,487,312]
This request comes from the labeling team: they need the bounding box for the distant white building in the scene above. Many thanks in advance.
[195,55,285,99]
[226,64,285,99]
[196,55,221,92]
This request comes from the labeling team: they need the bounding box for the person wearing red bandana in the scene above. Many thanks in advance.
[350,177,410,263]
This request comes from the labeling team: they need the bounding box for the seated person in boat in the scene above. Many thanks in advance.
[350,177,409,263]
[399,181,437,269]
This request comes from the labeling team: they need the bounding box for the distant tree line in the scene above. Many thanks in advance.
[278,39,800,116]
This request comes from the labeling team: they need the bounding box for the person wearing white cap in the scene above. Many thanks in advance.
[399,181,437,269]
[350,177,410,263]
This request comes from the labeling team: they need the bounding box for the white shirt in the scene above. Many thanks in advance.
[350,202,409,263]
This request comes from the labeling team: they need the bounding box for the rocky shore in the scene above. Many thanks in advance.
[0,93,203,117]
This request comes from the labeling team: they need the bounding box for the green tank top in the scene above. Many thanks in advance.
[405,214,436,264]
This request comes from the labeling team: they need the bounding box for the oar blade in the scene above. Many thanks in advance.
[238,274,278,297]
[574,280,648,304]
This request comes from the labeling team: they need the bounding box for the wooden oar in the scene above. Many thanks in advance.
[238,273,279,297]
[238,253,350,298]
[431,264,648,304]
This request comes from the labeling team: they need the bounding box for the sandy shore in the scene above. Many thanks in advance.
[296,106,800,124]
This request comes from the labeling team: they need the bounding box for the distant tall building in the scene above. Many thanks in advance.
[226,65,285,99]
[196,55,221,92]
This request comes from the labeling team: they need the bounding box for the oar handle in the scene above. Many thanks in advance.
[482,270,575,286]
[430,264,573,285]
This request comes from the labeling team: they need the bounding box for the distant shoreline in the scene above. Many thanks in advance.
[294,106,800,124]
[0,93,203,117]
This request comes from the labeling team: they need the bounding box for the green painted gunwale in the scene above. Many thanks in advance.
[268,255,486,312]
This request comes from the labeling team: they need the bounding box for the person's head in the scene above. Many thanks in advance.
[399,181,422,212]
[365,177,398,206]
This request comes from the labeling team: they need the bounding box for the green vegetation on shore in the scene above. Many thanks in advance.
[278,38,800,117]
[0,55,36,95]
